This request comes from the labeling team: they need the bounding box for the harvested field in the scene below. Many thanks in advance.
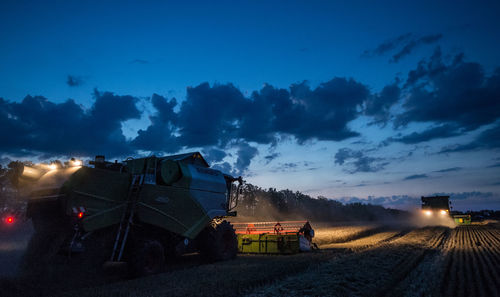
[1,222,499,297]
[312,224,381,246]
[439,225,500,297]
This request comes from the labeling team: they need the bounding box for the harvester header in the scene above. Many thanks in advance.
[233,221,316,254]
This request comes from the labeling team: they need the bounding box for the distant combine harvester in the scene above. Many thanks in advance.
[421,195,471,225]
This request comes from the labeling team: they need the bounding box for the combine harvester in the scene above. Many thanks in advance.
[233,221,316,254]
[12,152,243,276]
[421,195,471,225]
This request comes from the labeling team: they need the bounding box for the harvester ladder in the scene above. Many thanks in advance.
[110,174,144,262]
[144,157,157,184]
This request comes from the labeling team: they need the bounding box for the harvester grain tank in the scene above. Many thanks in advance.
[18,152,242,275]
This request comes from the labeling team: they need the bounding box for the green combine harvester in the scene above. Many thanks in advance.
[16,152,242,275]
[421,195,471,225]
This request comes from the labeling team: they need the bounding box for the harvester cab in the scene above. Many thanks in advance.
[19,152,243,276]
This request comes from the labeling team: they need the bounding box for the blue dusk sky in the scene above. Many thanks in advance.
[1,0,499,211]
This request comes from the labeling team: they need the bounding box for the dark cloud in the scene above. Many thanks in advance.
[66,75,84,87]
[434,167,462,173]
[432,191,493,200]
[391,34,443,63]
[440,123,500,153]
[132,94,179,153]
[395,47,500,143]
[175,79,369,148]
[232,142,258,175]
[177,83,248,147]
[364,82,401,125]
[286,78,368,142]
[130,59,149,64]
[264,152,280,164]
[0,75,374,164]
[362,33,413,57]
[388,124,461,144]
[363,33,442,63]
[0,90,140,157]
[487,163,500,168]
[403,174,428,180]
[334,148,388,174]
[202,147,228,164]
[335,191,498,209]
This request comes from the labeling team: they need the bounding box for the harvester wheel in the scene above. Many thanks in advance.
[198,220,237,262]
[130,239,165,276]
[29,201,67,234]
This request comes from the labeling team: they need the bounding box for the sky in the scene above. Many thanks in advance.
[1,0,499,211]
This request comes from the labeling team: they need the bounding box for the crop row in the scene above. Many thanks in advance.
[440,225,500,297]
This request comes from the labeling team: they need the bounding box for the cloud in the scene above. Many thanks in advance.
[434,167,462,173]
[202,147,228,164]
[0,90,140,157]
[440,123,500,153]
[0,75,374,163]
[177,83,248,147]
[334,191,499,210]
[431,191,493,200]
[394,47,500,143]
[363,33,442,62]
[391,34,443,62]
[264,152,280,164]
[334,148,388,173]
[403,174,428,180]
[487,163,500,168]
[364,82,401,125]
[132,94,179,153]
[232,142,258,175]
[66,75,84,87]
[175,79,369,148]
[362,33,413,57]
[130,59,149,64]
[388,124,461,144]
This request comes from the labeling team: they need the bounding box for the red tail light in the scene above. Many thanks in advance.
[78,212,84,219]
[5,216,14,224]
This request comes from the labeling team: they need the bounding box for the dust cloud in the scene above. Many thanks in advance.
[408,210,456,228]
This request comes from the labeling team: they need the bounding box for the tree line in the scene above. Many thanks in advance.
[235,183,407,222]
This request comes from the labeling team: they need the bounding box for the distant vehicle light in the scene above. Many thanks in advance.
[73,160,82,166]
[424,210,432,216]
[49,164,58,170]
[78,212,84,219]
[440,210,447,215]
[5,216,14,224]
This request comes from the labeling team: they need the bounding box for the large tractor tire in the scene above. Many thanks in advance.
[198,220,238,262]
[29,200,68,234]
[129,238,166,277]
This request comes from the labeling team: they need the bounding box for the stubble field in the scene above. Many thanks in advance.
[1,221,499,297]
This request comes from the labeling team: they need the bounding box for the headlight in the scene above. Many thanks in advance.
[68,158,83,167]
[49,164,58,170]
[440,210,447,215]
[424,210,432,216]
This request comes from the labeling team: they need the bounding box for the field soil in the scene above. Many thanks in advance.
[1,220,499,297]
